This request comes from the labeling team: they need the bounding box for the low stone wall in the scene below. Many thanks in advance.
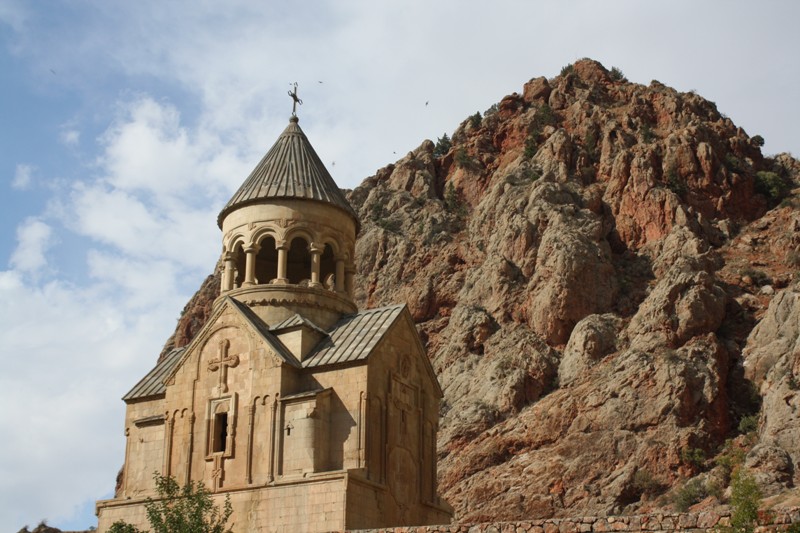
[351,507,800,533]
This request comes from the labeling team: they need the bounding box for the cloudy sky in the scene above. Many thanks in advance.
[0,1,798,529]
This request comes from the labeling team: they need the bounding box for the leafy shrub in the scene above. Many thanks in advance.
[729,470,762,533]
[738,414,759,435]
[536,103,556,128]
[484,103,500,116]
[524,134,538,159]
[667,170,687,196]
[109,474,233,533]
[468,111,482,128]
[632,470,662,496]
[433,133,452,157]
[525,103,557,158]
[741,268,772,287]
[444,182,467,221]
[673,478,706,512]
[680,448,706,470]
[751,135,765,147]
[755,170,792,204]
[641,123,655,144]
[584,130,598,160]
[725,153,744,172]
[717,441,746,479]
[560,63,574,76]
[375,217,401,233]
[455,147,474,169]
[610,66,626,81]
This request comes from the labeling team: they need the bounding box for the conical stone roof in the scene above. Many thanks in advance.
[218,116,359,228]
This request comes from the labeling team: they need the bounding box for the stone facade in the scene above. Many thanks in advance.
[96,116,452,532]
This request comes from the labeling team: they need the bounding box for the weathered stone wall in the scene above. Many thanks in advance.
[351,508,800,533]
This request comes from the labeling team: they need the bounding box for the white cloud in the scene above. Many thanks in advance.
[60,129,80,146]
[0,269,181,529]
[12,163,34,190]
[9,218,53,272]
[0,0,28,33]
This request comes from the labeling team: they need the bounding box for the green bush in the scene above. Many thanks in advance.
[444,182,467,221]
[741,268,772,287]
[680,448,706,470]
[610,66,626,82]
[667,170,687,196]
[738,414,759,435]
[468,111,482,128]
[729,470,762,533]
[751,135,765,147]
[455,147,474,169]
[109,473,233,533]
[755,170,792,204]
[560,63,574,76]
[673,478,706,512]
[632,470,661,496]
[641,123,655,144]
[725,153,744,172]
[524,134,538,159]
[433,133,452,157]
[584,130,598,160]
[525,103,557,159]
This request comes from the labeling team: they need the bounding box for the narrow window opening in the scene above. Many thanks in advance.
[319,243,336,289]
[233,243,245,288]
[213,412,228,453]
[255,236,278,285]
[287,237,311,284]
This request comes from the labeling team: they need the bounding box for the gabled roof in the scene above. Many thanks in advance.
[153,297,301,395]
[124,301,439,402]
[123,347,185,401]
[302,304,405,368]
[270,313,329,337]
[225,298,300,368]
[217,116,359,228]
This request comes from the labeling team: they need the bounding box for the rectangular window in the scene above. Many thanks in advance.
[213,412,228,453]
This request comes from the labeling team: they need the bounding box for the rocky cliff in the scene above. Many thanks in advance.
[168,59,800,521]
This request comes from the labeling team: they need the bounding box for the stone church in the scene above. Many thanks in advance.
[96,114,452,532]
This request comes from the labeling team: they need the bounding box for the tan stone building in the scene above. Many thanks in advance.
[96,116,452,532]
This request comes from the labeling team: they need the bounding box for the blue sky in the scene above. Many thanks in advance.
[1,1,798,530]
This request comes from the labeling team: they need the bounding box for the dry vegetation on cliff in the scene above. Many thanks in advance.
[168,59,800,522]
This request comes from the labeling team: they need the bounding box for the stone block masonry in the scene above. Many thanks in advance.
[351,507,800,533]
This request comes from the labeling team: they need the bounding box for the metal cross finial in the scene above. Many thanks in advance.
[288,82,303,116]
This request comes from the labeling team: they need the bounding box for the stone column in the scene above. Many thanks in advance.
[243,245,258,286]
[345,267,355,297]
[309,244,322,288]
[222,252,235,292]
[274,240,289,284]
[335,259,345,293]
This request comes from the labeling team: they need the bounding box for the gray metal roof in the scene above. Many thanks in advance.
[270,313,329,337]
[302,304,405,368]
[123,347,185,402]
[125,302,409,402]
[217,116,359,228]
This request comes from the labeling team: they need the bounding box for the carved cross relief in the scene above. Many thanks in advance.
[208,339,239,393]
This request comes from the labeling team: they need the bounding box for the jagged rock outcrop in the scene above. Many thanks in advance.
[157,59,800,521]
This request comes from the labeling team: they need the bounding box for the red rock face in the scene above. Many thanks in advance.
[161,59,800,521]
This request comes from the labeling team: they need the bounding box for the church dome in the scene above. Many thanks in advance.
[217,116,359,230]
[216,116,359,329]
